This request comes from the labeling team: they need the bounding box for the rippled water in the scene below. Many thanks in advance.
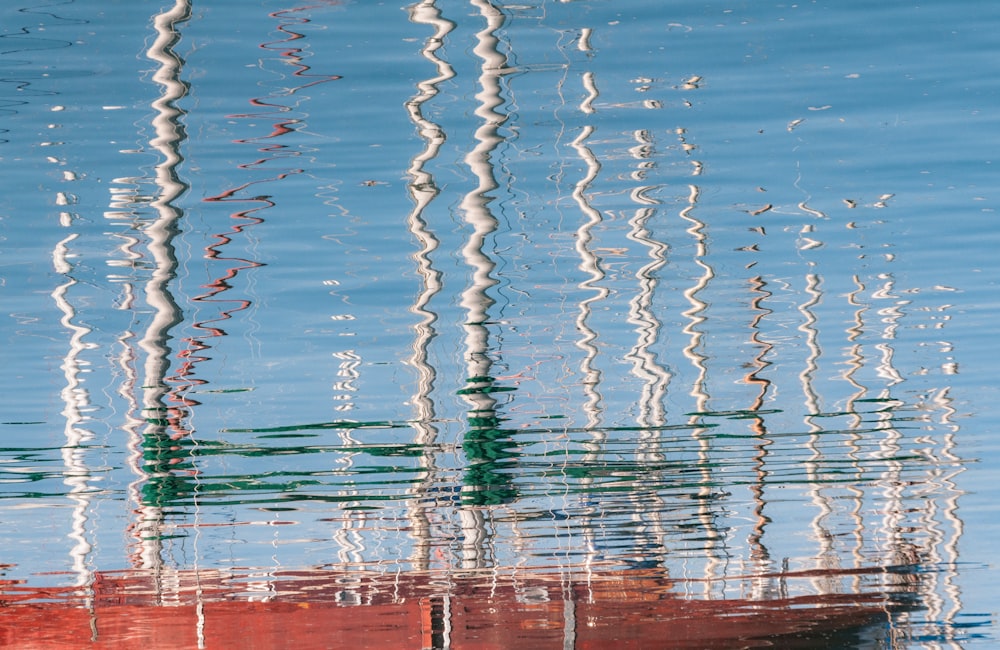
[2,0,999,647]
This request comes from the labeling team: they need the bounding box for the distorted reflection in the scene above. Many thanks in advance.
[1,1,979,648]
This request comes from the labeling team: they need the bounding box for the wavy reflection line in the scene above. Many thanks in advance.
[176,4,341,403]
[130,0,192,577]
[569,125,606,429]
[51,233,96,607]
[677,182,725,589]
[404,0,455,571]
[404,0,454,431]
[568,123,608,579]
[624,130,670,432]
[933,387,965,645]
[139,0,191,437]
[872,275,906,385]
[226,3,342,167]
[679,184,711,417]
[175,187,272,405]
[622,129,670,565]
[797,273,843,586]
[798,273,822,422]
[840,273,870,589]
[744,275,776,586]
[842,274,868,429]
[456,0,512,566]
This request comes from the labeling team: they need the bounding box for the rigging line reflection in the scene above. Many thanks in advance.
[404,0,455,571]
[744,275,776,588]
[226,3,342,166]
[178,4,341,401]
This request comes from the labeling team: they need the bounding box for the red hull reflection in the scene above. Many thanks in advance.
[1,566,906,649]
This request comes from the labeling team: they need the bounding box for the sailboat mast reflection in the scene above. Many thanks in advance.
[131,0,192,569]
[403,0,455,571]
[456,0,516,568]
[51,233,97,613]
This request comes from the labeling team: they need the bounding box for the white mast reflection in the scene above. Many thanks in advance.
[568,126,606,429]
[456,0,509,571]
[404,0,455,572]
[624,128,670,433]
[622,128,669,564]
[51,233,96,617]
[742,275,779,598]
[677,179,726,592]
[568,124,606,580]
[131,0,192,574]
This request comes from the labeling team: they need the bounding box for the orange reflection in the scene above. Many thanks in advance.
[1,565,909,650]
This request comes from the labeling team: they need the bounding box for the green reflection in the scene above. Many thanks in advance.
[461,401,519,506]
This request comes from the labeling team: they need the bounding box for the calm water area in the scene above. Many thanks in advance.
[1,0,999,647]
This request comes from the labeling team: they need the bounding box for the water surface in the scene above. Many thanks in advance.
[1,1,998,647]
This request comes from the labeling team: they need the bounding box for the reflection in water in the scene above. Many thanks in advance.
[403,0,453,572]
[458,0,515,518]
[2,1,978,647]
[51,233,96,612]
[131,0,192,572]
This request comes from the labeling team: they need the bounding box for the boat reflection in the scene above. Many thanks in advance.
[2,564,915,650]
[24,0,967,648]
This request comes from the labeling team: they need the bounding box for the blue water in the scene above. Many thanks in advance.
[1,0,999,646]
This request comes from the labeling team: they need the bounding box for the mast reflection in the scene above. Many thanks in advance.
[458,0,517,521]
[403,0,454,571]
[130,0,193,571]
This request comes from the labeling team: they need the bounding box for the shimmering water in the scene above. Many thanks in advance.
[1,0,999,647]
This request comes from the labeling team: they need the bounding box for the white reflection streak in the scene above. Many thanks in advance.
[840,274,871,590]
[139,1,189,417]
[743,278,778,596]
[798,274,841,592]
[457,0,507,571]
[624,130,669,432]
[935,387,965,647]
[623,129,670,565]
[134,0,191,584]
[679,184,711,416]
[842,275,867,428]
[580,71,597,114]
[568,124,606,577]
[404,0,455,571]
[52,234,96,603]
[569,125,606,429]
[872,275,906,385]
[678,183,722,591]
